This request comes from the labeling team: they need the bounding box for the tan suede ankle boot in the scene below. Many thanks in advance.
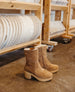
[36,45,59,73]
[24,48,53,82]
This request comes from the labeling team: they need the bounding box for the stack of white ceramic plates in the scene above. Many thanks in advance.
[34,0,40,3]
[42,13,44,23]
[0,15,42,49]
[16,0,34,3]
[70,19,75,28]
[51,11,55,21]
[71,0,75,4]
[27,16,41,40]
[70,9,73,20]
[61,11,63,22]
[50,21,65,35]
[2,0,40,3]
[51,0,68,6]
[15,0,40,3]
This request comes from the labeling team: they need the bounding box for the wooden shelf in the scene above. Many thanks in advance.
[51,4,68,11]
[50,31,65,39]
[0,0,43,55]
[69,26,75,30]
[0,39,40,55]
[71,4,75,8]
[0,1,41,10]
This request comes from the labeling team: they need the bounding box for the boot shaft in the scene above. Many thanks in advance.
[35,45,48,67]
[36,45,47,56]
[24,48,42,72]
[24,48,38,66]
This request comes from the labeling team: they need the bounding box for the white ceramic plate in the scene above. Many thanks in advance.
[18,16,23,44]
[8,16,17,47]
[0,18,3,49]
[15,15,22,45]
[22,15,34,43]
[1,16,10,49]
[18,16,25,43]
[0,16,7,49]
[28,16,41,40]
[13,16,20,45]
[4,16,13,48]
[9,16,18,47]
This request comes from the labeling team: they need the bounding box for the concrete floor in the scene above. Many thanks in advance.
[0,38,75,92]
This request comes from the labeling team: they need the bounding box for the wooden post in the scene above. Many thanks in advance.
[35,0,43,44]
[55,11,61,21]
[63,0,71,35]
[72,9,75,19]
[25,10,31,14]
[43,0,51,41]
[0,9,20,14]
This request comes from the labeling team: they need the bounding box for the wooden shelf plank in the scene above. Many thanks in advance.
[71,4,75,8]
[0,39,40,55]
[51,4,68,11]
[42,41,58,46]
[50,31,66,39]
[0,1,41,10]
[69,26,75,30]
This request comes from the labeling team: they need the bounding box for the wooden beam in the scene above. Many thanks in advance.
[0,1,41,10]
[0,9,20,14]
[0,39,40,55]
[43,0,51,41]
[69,26,75,30]
[42,41,58,46]
[50,32,65,39]
[51,5,68,11]
[71,4,75,8]
[55,11,61,21]
[72,9,75,19]
[61,34,72,39]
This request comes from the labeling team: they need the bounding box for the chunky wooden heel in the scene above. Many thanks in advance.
[24,71,32,79]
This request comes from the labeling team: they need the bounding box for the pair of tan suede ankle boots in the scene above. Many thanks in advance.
[24,45,59,82]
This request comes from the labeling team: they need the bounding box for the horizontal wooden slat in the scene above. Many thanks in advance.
[69,26,75,30]
[0,39,40,55]
[42,41,58,46]
[0,1,41,10]
[51,4,68,11]
[0,9,20,14]
[61,34,72,39]
[71,4,75,8]
[50,31,66,39]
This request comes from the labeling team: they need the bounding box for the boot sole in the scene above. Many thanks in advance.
[24,71,53,82]
[51,68,59,74]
